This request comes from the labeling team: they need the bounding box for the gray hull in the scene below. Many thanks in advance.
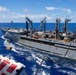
[1,28,20,41]
[5,32,20,41]
[1,28,76,60]
[17,36,76,60]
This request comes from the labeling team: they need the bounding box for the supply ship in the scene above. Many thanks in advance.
[1,17,76,61]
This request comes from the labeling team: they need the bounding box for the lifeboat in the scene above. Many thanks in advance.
[0,55,27,75]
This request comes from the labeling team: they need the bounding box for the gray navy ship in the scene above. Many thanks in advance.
[1,17,76,61]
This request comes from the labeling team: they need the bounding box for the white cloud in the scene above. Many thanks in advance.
[0,6,9,12]
[25,14,54,22]
[45,7,56,10]
[0,13,75,22]
[24,8,29,13]
[0,13,54,22]
[0,6,75,23]
[62,8,71,13]
[45,6,72,13]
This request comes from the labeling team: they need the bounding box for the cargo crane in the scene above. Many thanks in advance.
[44,20,46,32]
[55,18,60,39]
[26,21,29,36]
[73,27,76,38]
[26,17,33,36]
[39,17,46,32]
[62,18,71,41]
[63,18,71,33]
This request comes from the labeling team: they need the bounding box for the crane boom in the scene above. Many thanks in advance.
[40,17,46,31]
[63,18,71,33]
[26,17,33,36]
[55,18,60,39]
[26,17,32,23]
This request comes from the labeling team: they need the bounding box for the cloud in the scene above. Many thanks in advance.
[0,13,75,22]
[45,7,56,10]
[0,6,9,12]
[62,8,71,13]
[0,5,73,22]
[25,14,54,22]
[45,6,72,13]
[0,13,55,22]
[24,8,29,13]
[0,7,75,22]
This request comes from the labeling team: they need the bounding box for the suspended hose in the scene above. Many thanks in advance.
[34,56,47,75]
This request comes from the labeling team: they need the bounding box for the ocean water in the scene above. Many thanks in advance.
[0,23,76,75]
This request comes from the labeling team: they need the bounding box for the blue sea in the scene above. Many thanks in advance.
[0,23,76,75]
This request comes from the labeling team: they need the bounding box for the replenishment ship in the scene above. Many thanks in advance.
[1,17,76,61]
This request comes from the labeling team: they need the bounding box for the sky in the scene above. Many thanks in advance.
[0,0,76,22]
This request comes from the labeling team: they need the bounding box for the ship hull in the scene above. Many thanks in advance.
[1,28,76,61]
[5,32,20,41]
[1,28,21,41]
[17,36,76,61]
